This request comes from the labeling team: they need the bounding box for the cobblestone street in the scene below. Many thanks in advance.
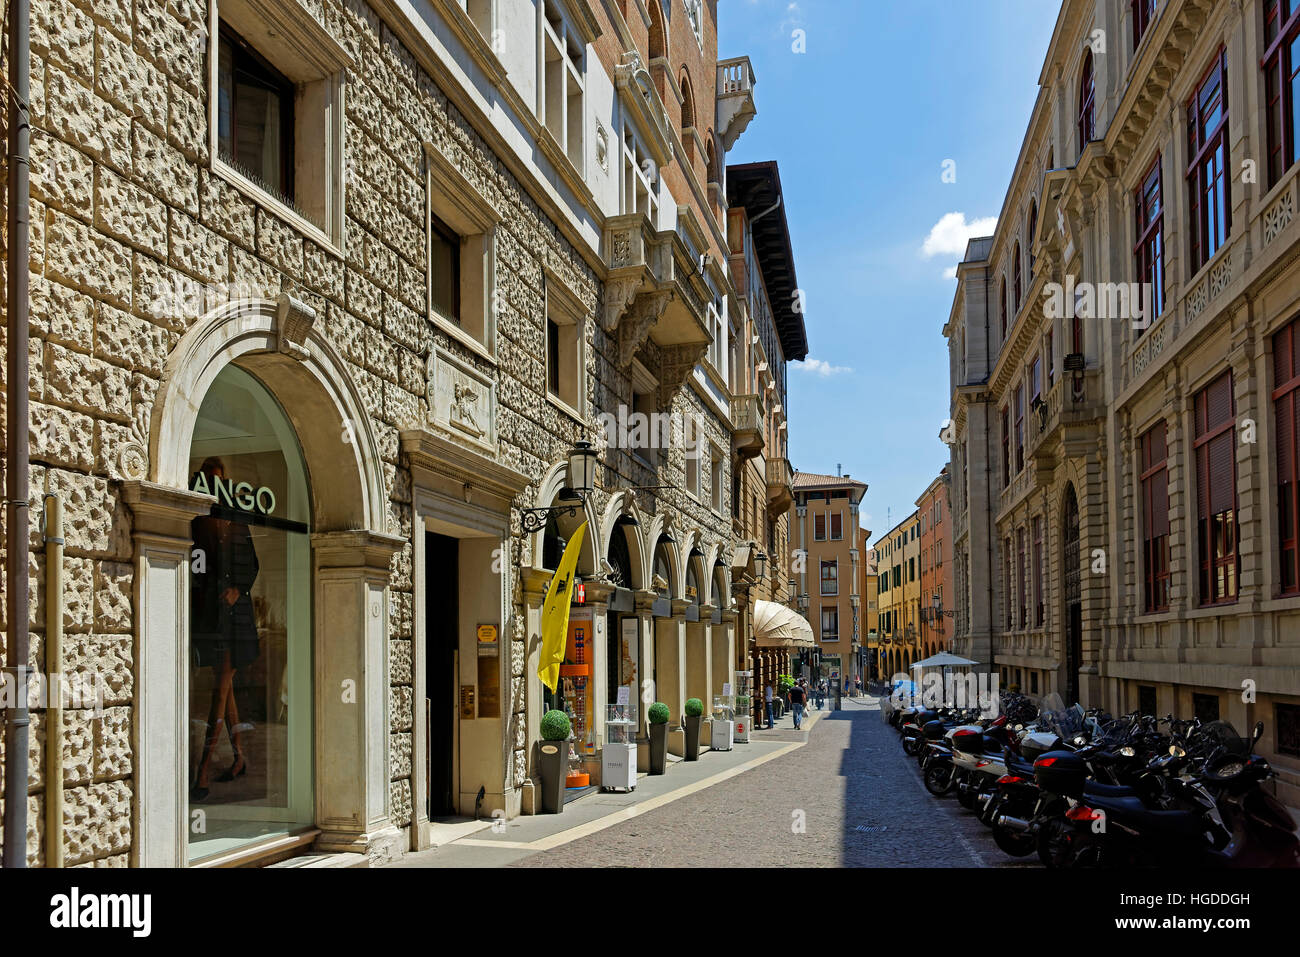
[507,697,1035,868]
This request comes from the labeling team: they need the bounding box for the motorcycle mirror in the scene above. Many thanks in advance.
[1253,721,1264,742]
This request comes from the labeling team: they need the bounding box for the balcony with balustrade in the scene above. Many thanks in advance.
[717,57,757,151]
[731,393,765,460]
[766,455,793,513]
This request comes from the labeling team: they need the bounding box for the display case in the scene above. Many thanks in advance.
[710,694,735,751]
[733,671,753,743]
[601,704,638,792]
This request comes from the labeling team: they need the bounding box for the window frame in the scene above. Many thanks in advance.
[1078,49,1096,156]
[821,559,839,597]
[1274,317,1300,595]
[1133,154,1165,330]
[1186,48,1231,274]
[821,605,839,641]
[1140,420,1172,612]
[1263,0,1300,187]
[1132,0,1158,51]
[1194,371,1239,606]
[206,2,352,252]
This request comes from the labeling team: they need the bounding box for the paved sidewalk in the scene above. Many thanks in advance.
[386,712,826,868]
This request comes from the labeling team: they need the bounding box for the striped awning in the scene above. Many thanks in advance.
[752,600,815,649]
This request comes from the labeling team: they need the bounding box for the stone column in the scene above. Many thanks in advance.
[633,589,657,771]
[311,529,404,861]
[519,567,551,815]
[122,481,214,868]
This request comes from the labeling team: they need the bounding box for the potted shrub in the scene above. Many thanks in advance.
[647,702,670,774]
[538,710,571,813]
[683,697,705,760]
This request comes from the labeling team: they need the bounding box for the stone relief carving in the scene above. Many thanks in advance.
[596,124,609,173]
[275,287,318,359]
[426,346,496,449]
[602,276,642,333]
[117,376,153,482]
[659,341,710,407]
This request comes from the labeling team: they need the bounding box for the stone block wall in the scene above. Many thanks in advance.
[0,0,735,863]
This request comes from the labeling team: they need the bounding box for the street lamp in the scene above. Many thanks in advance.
[521,442,598,533]
[754,551,769,582]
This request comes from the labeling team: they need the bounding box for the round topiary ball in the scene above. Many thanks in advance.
[648,702,670,725]
[684,697,704,717]
[540,709,572,741]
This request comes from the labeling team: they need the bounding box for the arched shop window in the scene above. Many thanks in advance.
[186,364,312,863]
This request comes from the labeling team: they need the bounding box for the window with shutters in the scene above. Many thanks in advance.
[1017,526,1027,629]
[1195,371,1238,605]
[1140,421,1171,612]
[1047,330,1055,387]
[1188,49,1230,273]
[1013,243,1022,315]
[814,512,826,541]
[1032,516,1044,627]
[1275,317,1300,594]
[830,511,843,541]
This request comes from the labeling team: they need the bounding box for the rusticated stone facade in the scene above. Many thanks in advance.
[0,0,768,865]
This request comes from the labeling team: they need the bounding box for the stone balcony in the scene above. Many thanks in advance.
[1027,367,1105,465]
[731,393,765,460]
[717,57,757,151]
[766,455,793,513]
[601,212,713,402]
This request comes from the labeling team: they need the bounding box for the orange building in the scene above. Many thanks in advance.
[916,470,955,660]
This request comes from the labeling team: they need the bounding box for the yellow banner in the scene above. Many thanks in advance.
[537,522,587,692]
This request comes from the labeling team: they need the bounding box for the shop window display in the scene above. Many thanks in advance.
[186,365,313,861]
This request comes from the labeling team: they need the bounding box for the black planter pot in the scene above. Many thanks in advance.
[538,740,567,813]
[683,715,702,760]
[649,722,668,774]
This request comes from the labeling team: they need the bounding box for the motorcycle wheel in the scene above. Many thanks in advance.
[1037,818,1075,869]
[924,763,954,796]
[902,736,918,756]
[992,823,1036,858]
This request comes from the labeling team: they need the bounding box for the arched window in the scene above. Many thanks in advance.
[679,70,696,131]
[1027,200,1038,279]
[1078,50,1095,155]
[705,135,719,185]
[648,0,667,61]
[1012,242,1022,314]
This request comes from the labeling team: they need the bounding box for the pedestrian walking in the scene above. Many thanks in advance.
[816,679,826,710]
[764,683,775,729]
[789,681,807,730]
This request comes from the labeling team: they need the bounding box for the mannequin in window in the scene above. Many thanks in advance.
[189,457,261,801]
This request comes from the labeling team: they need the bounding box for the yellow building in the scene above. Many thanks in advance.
[791,472,868,686]
[874,511,921,679]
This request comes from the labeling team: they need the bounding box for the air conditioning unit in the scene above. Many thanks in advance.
[1063,352,1086,372]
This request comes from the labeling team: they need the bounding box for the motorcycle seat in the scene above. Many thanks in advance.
[1083,781,1138,798]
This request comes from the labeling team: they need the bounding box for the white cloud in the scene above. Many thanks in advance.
[921,212,998,259]
[942,265,958,280]
[795,358,852,377]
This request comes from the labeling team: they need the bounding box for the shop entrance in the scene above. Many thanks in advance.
[425,531,459,818]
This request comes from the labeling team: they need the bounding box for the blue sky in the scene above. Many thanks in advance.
[721,0,1060,544]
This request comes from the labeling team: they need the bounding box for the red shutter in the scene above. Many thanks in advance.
[1208,432,1235,516]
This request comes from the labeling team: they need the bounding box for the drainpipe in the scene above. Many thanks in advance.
[42,495,62,867]
[982,266,995,679]
[2,0,31,869]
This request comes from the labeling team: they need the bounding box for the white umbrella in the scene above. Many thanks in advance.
[910,651,978,670]
[752,600,815,648]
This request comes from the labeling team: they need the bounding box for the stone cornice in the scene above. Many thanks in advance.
[400,428,532,504]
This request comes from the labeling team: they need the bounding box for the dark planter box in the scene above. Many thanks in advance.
[649,722,668,774]
[538,740,567,813]
[683,714,702,760]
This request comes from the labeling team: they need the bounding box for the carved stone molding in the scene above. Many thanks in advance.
[618,289,671,367]
[275,288,318,359]
[602,276,641,332]
[658,341,709,407]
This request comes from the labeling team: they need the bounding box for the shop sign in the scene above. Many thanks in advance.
[476,624,499,656]
[190,471,277,515]
[575,582,585,604]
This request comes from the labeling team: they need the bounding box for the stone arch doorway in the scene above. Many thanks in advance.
[129,299,399,866]
[1062,483,1083,705]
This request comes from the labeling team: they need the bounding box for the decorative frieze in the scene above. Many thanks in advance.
[1263,182,1295,246]
[427,346,497,452]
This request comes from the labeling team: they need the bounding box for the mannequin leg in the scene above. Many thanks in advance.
[194,650,235,788]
